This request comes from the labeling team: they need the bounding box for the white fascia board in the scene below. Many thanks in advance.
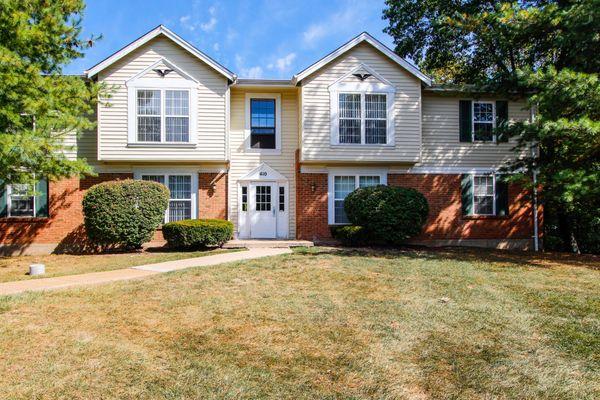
[86,25,236,81]
[293,32,431,86]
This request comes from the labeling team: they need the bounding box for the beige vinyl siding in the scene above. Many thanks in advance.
[418,94,530,169]
[62,128,99,165]
[228,87,298,238]
[301,42,421,163]
[97,36,227,161]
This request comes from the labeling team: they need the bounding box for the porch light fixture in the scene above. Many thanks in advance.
[311,183,316,193]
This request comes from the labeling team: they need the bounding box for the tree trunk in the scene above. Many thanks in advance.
[558,210,580,254]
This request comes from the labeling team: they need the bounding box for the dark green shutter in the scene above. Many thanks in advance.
[459,100,473,142]
[35,178,48,217]
[461,174,473,215]
[496,100,509,142]
[495,175,509,216]
[0,180,6,217]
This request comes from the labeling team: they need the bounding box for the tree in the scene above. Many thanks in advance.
[0,0,101,186]
[383,0,600,253]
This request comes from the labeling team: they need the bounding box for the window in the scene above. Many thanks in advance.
[365,94,387,144]
[1,179,48,218]
[339,94,361,144]
[250,98,276,149]
[473,102,495,142]
[279,187,285,212]
[473,175,495,215]
[135,89,190,143]
[255,185,271,211]
[337,92,389,145]
[9,184,34,217]
[141,174,193,222]
[241,186,248,212]
[331,174,383,224]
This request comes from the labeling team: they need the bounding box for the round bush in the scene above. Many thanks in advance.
[344,185,429,245]
[330,225,368,247]
[162,219,234,249]
[82,179,169,249]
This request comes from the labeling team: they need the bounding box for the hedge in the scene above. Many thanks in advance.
[330,225,369,247]
[162,219,234,249]
[343,185,429,245]
[82,179,169,249]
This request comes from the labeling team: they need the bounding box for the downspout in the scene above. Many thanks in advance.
[530,105,540,251]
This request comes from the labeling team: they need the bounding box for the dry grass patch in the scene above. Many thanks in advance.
[0,248,237,282]
[0,247,598,399]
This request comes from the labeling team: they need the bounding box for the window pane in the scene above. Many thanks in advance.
[339,93,361,144]
[255,185,271,211]
[474,196,494,215]
[165,90,189,116]
[365,119,387,144]
[241,186,248,212]
[168,175,191,199]
[169,200,191,222]
[365,94,386,119]
[10,184,34,217]
[137,90,161,115]
[473,176,494,215]
[141,175,165,185]
[359,176,380,188]
[474,122,494,141]
[137,116,161,142]
[250,99,276,149]
[166,117,189,142]
[334,176,355,224]
[279,186,285,212]
[473,102,494,142]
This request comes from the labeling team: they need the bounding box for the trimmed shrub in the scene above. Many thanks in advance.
[330,225,369,247]
[82,179,169,250]
[344,185,429,245]
[162,219,234,249]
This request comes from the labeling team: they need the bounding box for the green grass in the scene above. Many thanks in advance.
[0,246,598,399]
[0,248,238,283]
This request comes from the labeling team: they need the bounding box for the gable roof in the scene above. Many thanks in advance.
[292,32,431,86]
[85,25,236,81]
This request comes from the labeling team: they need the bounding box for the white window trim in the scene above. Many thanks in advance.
[472,101,496,143]
[133,170,198,222]
[329,64,396,147]
[126,59,198,145]
[244,93,282,154]
[5,183,36,218]
[327,168,388,225]
[472,174,496,216]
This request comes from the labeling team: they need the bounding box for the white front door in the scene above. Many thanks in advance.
[249,182,277,238]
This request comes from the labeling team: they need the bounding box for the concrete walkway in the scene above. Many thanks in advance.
[0,248,291,296]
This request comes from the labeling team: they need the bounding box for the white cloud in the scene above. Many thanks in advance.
[302,5,367,47]
[179,15,195,31]
[240,66,263,79]
[268,53,297,72]
[200,6,218,32]
[213,42,220,51]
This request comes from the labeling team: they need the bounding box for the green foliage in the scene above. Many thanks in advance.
[0,0,103,186]
[330,225,369,247]
[82,180,169,250]
[162,219,234,249]
[344,185,429,245]
[384,1,600,253]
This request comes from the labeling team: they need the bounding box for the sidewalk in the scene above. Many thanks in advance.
[0,248,291,296]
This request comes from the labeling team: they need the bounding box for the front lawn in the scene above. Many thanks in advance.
[0,248,237,283]
[0,247,598,399]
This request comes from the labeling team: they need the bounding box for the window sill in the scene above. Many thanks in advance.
[462,215,509,220]
[244,148,281,155]
[330,144,395,149]
[127,143,197,148]
[0,217,49,222]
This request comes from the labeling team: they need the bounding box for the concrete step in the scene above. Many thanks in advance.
[223,239,314,249]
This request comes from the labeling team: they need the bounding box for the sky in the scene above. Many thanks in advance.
[64,0,395,79]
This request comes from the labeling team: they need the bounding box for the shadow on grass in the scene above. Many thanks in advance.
[293,245,600,271]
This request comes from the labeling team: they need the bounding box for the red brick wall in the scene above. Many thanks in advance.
[387,174,536,241]
[0,173,132,251]
[295,171,540,244]
[198,172,227,219]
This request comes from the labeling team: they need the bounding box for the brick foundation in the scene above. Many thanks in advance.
[0,173,132,255]
[0,172,230,255]
[295,171,541,249]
